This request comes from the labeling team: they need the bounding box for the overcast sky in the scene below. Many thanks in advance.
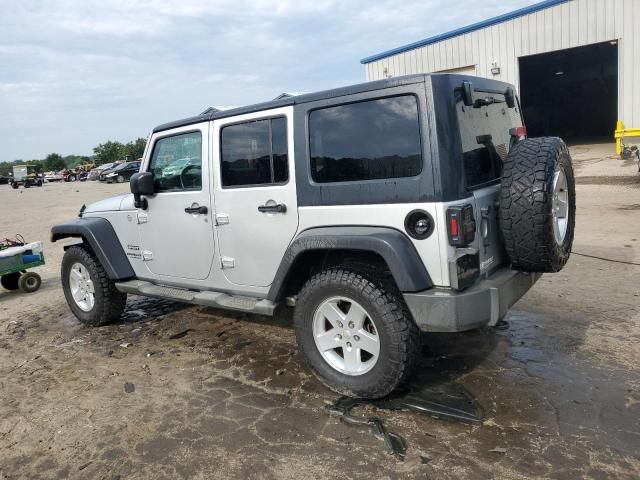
[0,0,535,162]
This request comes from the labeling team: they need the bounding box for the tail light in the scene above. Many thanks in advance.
[509,126,527,138]
[447,205,476,247]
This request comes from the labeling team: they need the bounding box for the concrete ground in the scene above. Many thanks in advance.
[0,144,639,479]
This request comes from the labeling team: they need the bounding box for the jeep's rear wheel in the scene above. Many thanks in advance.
[499,137,576,272]
[61,245,127,326]
[312,296,381,375]
[294,268,420,399]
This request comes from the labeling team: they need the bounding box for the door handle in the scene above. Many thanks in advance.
[184,205,208,215]
[258,203,287,213]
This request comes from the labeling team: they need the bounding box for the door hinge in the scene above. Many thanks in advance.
[215,213,229,225]
[220,256,235,269]
[142,250,153,261]
[137,212,148,224]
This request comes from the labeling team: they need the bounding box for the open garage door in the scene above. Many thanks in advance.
[519,41,618,141]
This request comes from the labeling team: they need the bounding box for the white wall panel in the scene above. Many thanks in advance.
[365,0,638,127]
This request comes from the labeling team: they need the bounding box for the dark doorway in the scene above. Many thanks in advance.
[519,41,618,141]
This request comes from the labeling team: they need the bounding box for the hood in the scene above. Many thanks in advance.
[83,194,134,213]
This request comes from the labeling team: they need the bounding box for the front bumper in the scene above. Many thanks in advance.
[403,268,541,332]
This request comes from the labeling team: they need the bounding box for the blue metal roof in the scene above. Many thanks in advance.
[360,0,570,64]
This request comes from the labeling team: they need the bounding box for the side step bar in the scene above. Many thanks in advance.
[114,280,277,316]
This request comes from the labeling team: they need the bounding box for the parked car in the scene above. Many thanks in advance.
[52,74,576,399]
[44,171,64,182]
[0,176,9,185]
[88,162,117,180]
[62,168,83,182]
[157,157,197,179]
[99,161,140,183]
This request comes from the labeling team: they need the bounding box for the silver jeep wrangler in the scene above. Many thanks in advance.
[52,74,575,398]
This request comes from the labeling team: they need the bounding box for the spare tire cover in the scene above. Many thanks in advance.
[499,137,576,273]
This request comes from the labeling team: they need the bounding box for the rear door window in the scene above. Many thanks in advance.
[457,93,523,189]
[220,117,288,187]
[309,95,422,183]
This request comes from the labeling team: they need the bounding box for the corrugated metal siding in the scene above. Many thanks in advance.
[365,0,639,127]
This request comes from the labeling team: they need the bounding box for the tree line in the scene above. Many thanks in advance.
[0,138,147,176]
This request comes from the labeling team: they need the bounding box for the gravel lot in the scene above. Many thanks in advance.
[1,145,639,479]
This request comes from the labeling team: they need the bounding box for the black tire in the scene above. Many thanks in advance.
[18,272,41,293]
[10,182,18,189]
[499,137,576,272]
[1,272,21,290]
[294,267,420,399]
[37,180,43,187]
[116,175,124,183]
[61,245,127,326]
[69,175,77,182]
[24,182,30,188]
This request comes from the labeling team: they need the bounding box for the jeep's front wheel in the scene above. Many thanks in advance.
[294,268,420,399]
[61,245,127,326]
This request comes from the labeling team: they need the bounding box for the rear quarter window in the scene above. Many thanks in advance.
[309,95,422,183]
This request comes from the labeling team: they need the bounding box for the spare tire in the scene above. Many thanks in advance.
[499,137,575,272]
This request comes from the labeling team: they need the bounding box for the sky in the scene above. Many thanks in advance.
[0,0,536,162]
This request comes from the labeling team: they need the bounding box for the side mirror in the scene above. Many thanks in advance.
[130,172,154,209]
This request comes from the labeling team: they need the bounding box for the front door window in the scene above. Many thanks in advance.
[149,131,203,191]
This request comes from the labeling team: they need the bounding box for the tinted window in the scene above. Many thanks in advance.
[149,132,202,191]
[122,162,140,171]
[309,95,422,183]
[457,93,523,189]
[221,117,288,187]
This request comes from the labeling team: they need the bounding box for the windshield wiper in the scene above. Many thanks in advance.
[458,81,516,109]
[474,96,505,108]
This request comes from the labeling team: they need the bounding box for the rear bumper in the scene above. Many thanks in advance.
[403,268,541,332]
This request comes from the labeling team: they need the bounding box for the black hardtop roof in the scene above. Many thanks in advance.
[153,74,429,133]
[152,73,515,133]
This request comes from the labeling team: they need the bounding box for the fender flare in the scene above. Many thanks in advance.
[267,226,432,301]
[51,217,135,280]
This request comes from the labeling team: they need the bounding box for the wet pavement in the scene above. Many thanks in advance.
[1,273,639,479]
[1,155,639,479]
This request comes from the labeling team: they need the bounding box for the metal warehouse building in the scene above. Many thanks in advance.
[361,0,639,143]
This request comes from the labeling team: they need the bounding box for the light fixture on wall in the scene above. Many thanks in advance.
[490,61,500,75]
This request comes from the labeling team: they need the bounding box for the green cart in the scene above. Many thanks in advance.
[0,239,45,293]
